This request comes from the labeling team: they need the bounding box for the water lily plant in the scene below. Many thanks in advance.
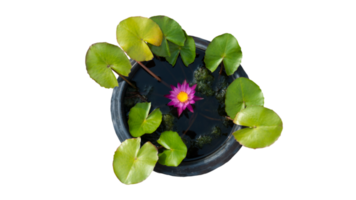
[86,15,284,185]
[164,80,203,116]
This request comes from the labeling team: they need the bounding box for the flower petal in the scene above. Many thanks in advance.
[172,87,180,93]
[183,80,188,90]
[187,104,194,113]
[178,102,183,108]
[167,101,177,106]
[170,91,178,97]
[167,93,176,98]
[182,103,188,111]
[188,92,195,99]
[191,84,197,91]
[177,106,183,116]
[193,96,203,101]
[172,98,180,104]
[185,87,192,94]
[164,94,172,98]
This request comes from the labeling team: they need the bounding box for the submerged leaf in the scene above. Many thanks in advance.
[128,102,162,137]
[113,138,158,185]
[233,106,283,149]
[116,17,163,61]
[193,66,214,82]
[211,126,221,137]
[225,77,264,118]
[215,88,227,103]
[157,131,187,167]
[193,66,215,96]
[204,33,242,75]
[158,113,176,132]
[85,43,131,88]
[162,114,175,130]
[195,135,212,148]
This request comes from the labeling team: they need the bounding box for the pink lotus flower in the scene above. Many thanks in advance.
[165,80,203,116]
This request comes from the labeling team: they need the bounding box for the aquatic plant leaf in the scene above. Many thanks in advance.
[150,37,170,58]
[113,138,158,185]
[180,36,196,66]
[157,131,187,167]
[148,16,186,57]
[116,17,163,61]
[233,106,283,149]
[225,77,264,118]
[166,34,196,66]
[85,43,131,88]
[165,42,179,66]
[204,33,242,75]
[128,102,162,137]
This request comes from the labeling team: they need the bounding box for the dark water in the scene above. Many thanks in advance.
[123,48,234,161]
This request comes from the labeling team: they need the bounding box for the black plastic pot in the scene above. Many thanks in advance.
[111,36,249,177]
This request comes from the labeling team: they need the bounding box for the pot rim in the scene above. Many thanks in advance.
[111,36,248,177]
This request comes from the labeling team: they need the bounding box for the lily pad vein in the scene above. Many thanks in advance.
[124,159,135,183]
[120,25,141,41]
[92,47,108,66]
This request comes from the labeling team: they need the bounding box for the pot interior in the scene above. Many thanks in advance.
[122,48,235,161]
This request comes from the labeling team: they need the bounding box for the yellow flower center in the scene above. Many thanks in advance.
[177,91,188,102]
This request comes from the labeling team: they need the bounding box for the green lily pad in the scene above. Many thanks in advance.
[85,42,132,88]
[157,131,187,167]
[113,137,158,185]
[116,16,163,61]
[166,32,196,66]
[128,102,162,137]
[225,77,264,118]
[165,43,180,65]
[233,106,283,149]
[148,16,186,57]
[204,33,242,75]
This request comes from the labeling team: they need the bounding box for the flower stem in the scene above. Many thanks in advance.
[203,109,216,113]
[182,114,198,136]
[225,116,233,121]
[155,78,170,89]
[179,64,187,80]
[137,93,147,102]
[219,62,224,75]
[125,92,147,102]
[135,61,171,89]
[112,70,136,89]
[200,113,221,121]
[136,61,162,82]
